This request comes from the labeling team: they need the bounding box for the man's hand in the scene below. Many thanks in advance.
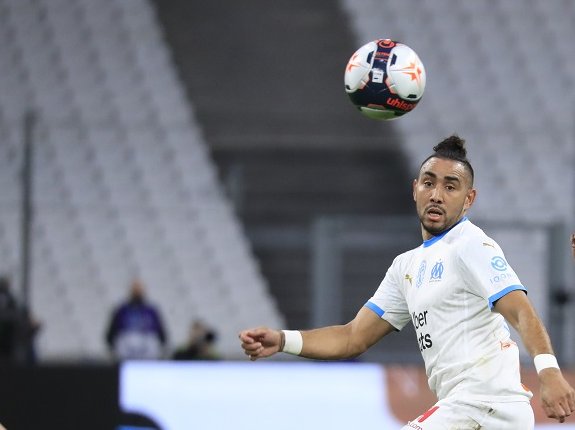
[539,368,575,423]
[570,232,575,262]
[238,327,282,361]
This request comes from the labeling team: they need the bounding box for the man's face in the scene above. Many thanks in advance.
[413,157,476,240]
[130,280,145,302]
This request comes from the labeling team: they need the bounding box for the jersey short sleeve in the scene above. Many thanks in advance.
[458,235,526,308]
[365,256,412,330]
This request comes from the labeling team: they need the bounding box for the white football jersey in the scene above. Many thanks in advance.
[366,218,533,402]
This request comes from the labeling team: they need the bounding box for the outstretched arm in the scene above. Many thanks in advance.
[494,290,575,423]
[238,306,396,361]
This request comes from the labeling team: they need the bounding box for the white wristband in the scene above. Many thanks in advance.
[534,354,559,374]
[281,330,303,356]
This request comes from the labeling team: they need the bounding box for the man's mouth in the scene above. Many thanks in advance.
[425,206,444,221]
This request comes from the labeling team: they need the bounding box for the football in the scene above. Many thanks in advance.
[344,39,426,120]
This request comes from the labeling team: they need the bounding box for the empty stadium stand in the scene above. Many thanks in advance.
[0,0,283,361]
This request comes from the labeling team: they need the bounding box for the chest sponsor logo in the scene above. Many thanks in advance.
[416,260,426,288]
[412,310,432,352]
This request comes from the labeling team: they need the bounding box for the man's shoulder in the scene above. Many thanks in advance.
[450,222,506,266]
[392,246,421,268]
[448,220,490,246]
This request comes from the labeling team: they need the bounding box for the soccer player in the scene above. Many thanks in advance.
[238,135,575,429]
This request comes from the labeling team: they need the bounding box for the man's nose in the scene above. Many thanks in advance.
[430,187,443,203]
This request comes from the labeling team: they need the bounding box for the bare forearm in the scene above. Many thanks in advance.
[240,307,394,361]
[508,303,554,358]
[502,292,553,357]
[494,290,555,358]
[298,324,362,360]
[296,308,396,360]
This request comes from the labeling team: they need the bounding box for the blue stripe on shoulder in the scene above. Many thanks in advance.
[364,301,385,317]
[489,285,527,309]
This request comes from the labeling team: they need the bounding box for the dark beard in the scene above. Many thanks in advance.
[418,209,447,237]
[422,222,447,237]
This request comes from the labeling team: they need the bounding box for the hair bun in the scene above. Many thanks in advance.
[433,134,467,159]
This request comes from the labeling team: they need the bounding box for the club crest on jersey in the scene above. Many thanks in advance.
[429,260,444,282]
[416,260,426,288]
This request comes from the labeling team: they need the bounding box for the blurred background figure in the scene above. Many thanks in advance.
[571,233,575,262]
[0,276,18,363]
[0,275,41,364]
[172,319,219,361]
[105,279,167,360]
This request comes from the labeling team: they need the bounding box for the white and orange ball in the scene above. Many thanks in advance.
[345,39,426,120]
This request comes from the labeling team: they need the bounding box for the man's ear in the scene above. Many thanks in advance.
[464,188,477,210]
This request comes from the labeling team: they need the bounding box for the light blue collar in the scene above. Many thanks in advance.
[422,217,468,248]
